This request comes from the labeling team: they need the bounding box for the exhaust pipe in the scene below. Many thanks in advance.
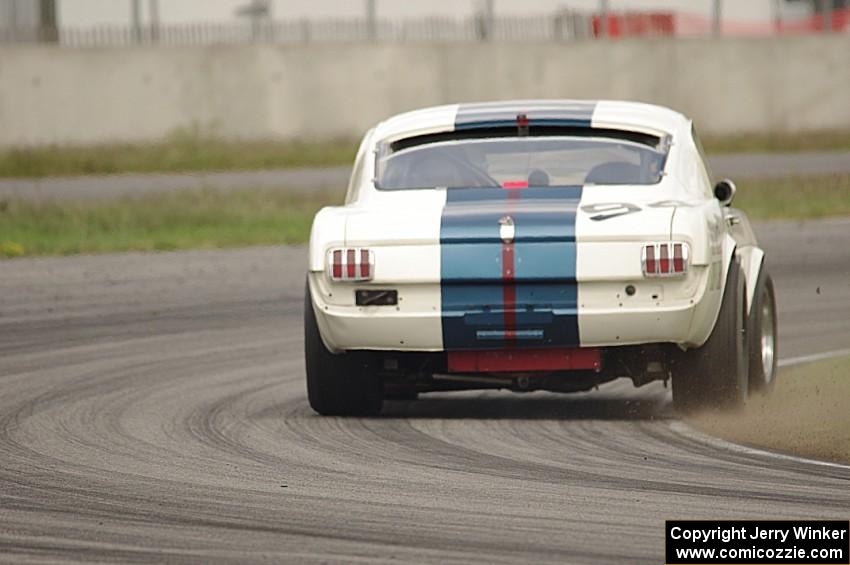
[433,373,513,387]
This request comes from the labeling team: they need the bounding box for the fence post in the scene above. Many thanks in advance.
[771,0,782,34]
[712,0,722,36]
[484,0,495,40]
[822,0,833,32]
[38,0,59,43]
[365,0,377,41]
[130,0,142,43]
[149,0,160,43]
[598,0,609,38]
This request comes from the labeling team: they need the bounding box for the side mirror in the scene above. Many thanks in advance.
[714,179,737,207]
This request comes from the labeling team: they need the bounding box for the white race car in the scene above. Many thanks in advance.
[305,100,777,416]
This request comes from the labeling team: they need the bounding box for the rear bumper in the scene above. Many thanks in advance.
[447,348,601,373]
[308,268,716,353]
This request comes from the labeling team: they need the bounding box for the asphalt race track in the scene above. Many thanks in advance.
[1,218,849,564]
[2,150,850,202]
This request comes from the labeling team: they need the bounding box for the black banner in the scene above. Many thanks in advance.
[666,520,849,564]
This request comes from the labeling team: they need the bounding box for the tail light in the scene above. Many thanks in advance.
[642,242,688,277]
[327,248,374,282]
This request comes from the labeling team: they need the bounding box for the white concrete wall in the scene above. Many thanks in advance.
[1,36,849,147]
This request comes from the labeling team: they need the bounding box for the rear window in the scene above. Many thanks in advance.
[376,135,668,190]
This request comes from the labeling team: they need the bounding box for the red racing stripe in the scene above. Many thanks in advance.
[502,242,516,345]
[502,188,521,347]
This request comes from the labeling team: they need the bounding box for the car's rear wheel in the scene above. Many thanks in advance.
[748,269,777,394]
[304,281,383,417]
[672,259,748,411]
[384,385,419,401]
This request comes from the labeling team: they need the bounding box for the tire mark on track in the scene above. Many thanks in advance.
[0,225,848,563]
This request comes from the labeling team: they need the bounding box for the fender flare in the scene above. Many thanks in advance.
[702,234,740,342]
[720,233,738,301]
[720,235,766,319]
[737,246,766,317]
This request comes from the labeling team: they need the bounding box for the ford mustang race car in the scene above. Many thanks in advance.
[305,100,777,416]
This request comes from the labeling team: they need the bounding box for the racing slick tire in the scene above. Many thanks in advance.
[304,282,383,417]
[672,259,748,411]
[384,386,419,401]
[747,269,778,394]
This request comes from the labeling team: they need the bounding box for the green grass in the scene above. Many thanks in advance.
[701,129,850,154]
[735,174,850,220]
[2,128,850,179]
[0,130,357,179]
[1,174,848,259]
[0,189,338,258]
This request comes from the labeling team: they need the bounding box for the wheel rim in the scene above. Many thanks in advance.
[760,288,776,383]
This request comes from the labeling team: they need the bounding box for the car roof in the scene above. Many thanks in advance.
[373,100,689,144]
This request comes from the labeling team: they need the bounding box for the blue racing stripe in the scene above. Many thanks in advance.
[440,186,582,351]
[454,100,597,131]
